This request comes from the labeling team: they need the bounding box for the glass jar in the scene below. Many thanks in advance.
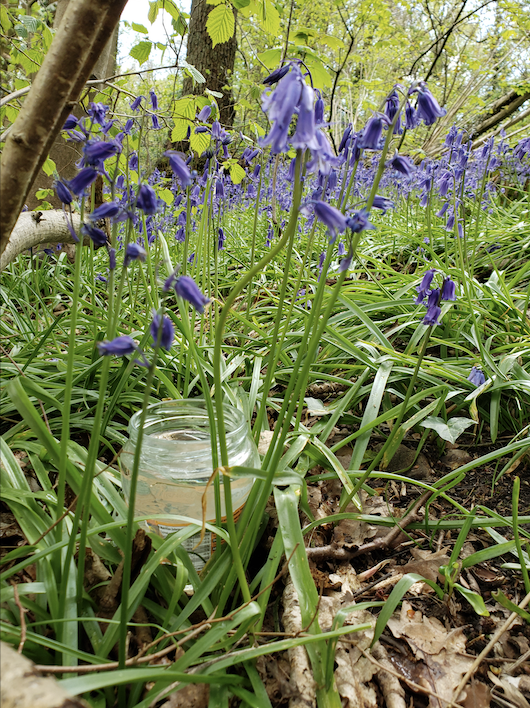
[119,399,258,572]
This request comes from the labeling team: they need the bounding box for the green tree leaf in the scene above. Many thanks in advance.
[42,157,56,176]
[131,22,149,33]
[206,4,235,47]
[148,0,159,23]
[129,41,152,65]
[180,59,205,84]
[229,162,246,185]
[189,131,211,156]
[258,0,280,36]
[257,48,282,69]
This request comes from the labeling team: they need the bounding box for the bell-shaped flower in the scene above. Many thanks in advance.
[415,83,447,126]
[165,151,193,188]
[150,312,174,351]
[467,366,486,387]
[81,223,108,248]
[136,184,161,214]
[98,335,137,357]
[174,275,210,313]
[68,167,98,196]
[55,181,73,205]
[124,242,147,267]
[313,201,349,243]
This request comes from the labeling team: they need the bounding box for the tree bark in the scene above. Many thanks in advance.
[470,89,530,140]
[182,0,237,127]
[0,0,128,258]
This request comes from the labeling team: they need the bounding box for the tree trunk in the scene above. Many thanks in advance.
[470,89,530,140]
[182,0,237,127]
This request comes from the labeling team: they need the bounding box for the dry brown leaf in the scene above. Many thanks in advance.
[461,680,491,708]
[399,547,451,583]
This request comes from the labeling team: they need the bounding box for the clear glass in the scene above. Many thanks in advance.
[120,399,258,569]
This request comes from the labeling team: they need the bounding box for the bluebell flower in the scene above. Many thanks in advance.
[151,114,161,130]
[195,126,209,134]
[292,82,318,150]
[83,140,120,166]
[318,251,326,271]
[218,227,226,251]
[68,167,98,196]
[441,277,456,301]
[415,268,436,304]
[136,184,160,214]
[81,223,107,248]
[98,335,137,357]
[404,101,418,130]
[263,64,290,85]
[384,89,402,134]
[174,275,210,313]
[63,114,78,130]
[260,65,303,153]
[165,151,193,188]
[338,241,346,257]
[108,247,117,270]
[306,130,340,175]
[339,248,353,272]
[130,95,144,111]
[338,124,352,152]
[346,208,375,233]
[124,243,147,267]
[129,152,139,171]
[313,201,349,243]
[422,289,441,325]
[415,83,447,126]
[467,366,486,387]
[360,114,384,150]
[390,152,415,177]
[95,274,107,283]
[371,196,394,213]
[197,105,211,121]
[55,181,73,205]
[89,201,121,220]
[150,312,174,351]
[314,90,325,125]
[88,102,109,125]
[149,90,158,110]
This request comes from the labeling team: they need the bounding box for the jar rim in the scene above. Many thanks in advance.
[127,399,248,448]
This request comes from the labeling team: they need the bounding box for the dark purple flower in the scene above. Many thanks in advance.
[95,274,107,283]
[195,126,209,134]
[149,90,158,110]
[346,208,375,233]
[441,277,456,301]
[87,102,109,125]
[360,115,384,150]
[151,114,161,130]
[62,114,78,130]
[150,312,174,351]
[313,201,349,243]
[136,184,160,214]
[415,268,436,304]
[405,101,418,130]
[68,167,98,196]
[98,335,136,356]
[390,152,415,177]
[55,181,73,205]
[81,223,108,248]
[467,366,486,387]
[339,248,353,272]
[174,275,210,313]
[108,247,117,270]
[165,151,193,188]
[83,140,120,166]
[416,84,447,126]
[384,89,402,134]
[338,124,352,152]
[314,91,325,125]
[217,227,225,251]
[260,65,303,153]
[130,95,144,111]
[263,64,290,85]
[422,289,441,325]
[129,152,139,171]
[371,195,395,213]
[124,243,147,267]
[89,201,121,220]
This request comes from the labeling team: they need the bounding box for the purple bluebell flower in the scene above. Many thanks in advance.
[415,83,447,126]
[136,184,160,214]
[95,274,107,283]
[360,114,384,150]
[218,227,226,251]
[108,247,117,270]
[81,223,107,248]
[422,289,441,325]
[337,241,346,257]
[149,90,158,110]
[404,101,418,130]
[123,118,134,134]
[63,114,78,130]
[98,335,136,357]
[165,151,193,188]
[467,366,486,387]
[415,268,436,304]
[314,90,325,125]
[338,124,352,152]
[384,89,402,134]
[130,95,144,111]
[195,126,209,134]
[371,196,394,213]
[174,275,210,313]
[441,277,456,301]
[150,312,174,350]
[263,64,290,85]
[83,140,120,166]
[151,114,161,130]
[346,208,375,233]
[68,167,98,196]
[88,102,109,125]
[390,152,415,177]
[197,105,211,121]
[339,248,353,272]
[124,243,147,267]
[306,130,340,175]
[55,181,73,205]
[292,82,318,150]
[260,65,303,153]
[313,201,349,243]
[129,152,139,171]
[318,251,326,271]
[89,201,121,220]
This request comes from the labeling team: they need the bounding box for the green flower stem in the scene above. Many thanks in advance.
[339,325,433,512]
[246,163,264,319]
[338,154,360,210]
[512,477,530,595]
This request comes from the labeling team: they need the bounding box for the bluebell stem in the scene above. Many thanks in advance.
[124,243,147,266]
[150,312,174,350]
[68,167,98,196]
[174,275,210,313]
[81,223,108,248]
[467,366,486,387]
[98,335,137,356]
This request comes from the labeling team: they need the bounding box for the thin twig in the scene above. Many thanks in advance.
[453,589,530,703]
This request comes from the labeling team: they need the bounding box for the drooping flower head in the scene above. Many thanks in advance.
[468,366,486,387]
[81,223,107,248]
[174,275,210,313]
[98,335,136,357]
[422,289,441,326]
[414,83,447,126]
[346,208,375,233]
[150,312,174,351]
[68,167,98,196]
[124,243,147,267]
[165,151,193,188]
[313,201,349,243]
[136,184,161,214]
